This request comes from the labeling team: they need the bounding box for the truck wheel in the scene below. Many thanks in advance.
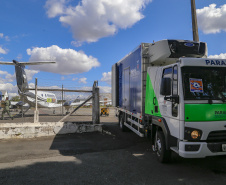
[119,114,127,132]
[154,131,171,163]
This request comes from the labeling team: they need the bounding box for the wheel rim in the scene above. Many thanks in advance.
[120,117,123,128]
[156,136,162,157]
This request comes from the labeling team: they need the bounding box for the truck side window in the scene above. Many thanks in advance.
[172,66,178,95]
[162,67,173,79]
[172,65,178,117]
[162,67,173,95]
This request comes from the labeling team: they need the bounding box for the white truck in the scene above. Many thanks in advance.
[112,39,226,162]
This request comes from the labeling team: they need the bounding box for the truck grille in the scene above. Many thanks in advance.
[207,143,225,153]
[207,131,226,142]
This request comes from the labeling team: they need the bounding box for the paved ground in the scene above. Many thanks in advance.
[0,107,116,123]
[0,122,226,185]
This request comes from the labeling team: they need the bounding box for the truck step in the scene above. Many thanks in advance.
[127,118,144,128]
[124,122,144,137]
[170,147,179,154]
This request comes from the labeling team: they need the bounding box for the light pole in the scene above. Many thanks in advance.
[191,0,199,42]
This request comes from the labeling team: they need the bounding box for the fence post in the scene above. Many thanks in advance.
[92,81,100,124]
[34,78,39,123]
[62,84,64,116]
[21,96,24,118]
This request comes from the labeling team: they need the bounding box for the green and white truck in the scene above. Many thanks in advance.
[112,39,226,162]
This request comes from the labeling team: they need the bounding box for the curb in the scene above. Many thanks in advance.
[0,122,103,139]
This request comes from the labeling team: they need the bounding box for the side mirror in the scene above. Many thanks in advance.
[160,78,171,96]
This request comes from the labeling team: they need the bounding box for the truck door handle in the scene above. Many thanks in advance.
[153,97,156,105]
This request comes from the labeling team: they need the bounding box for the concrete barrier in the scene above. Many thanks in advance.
[0,122,102,139]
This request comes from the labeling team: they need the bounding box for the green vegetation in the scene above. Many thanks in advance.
[10,96,21,101]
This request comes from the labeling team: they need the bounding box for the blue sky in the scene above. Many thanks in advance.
[0,0,226,98]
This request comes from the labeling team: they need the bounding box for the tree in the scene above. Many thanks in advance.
[11,96,21,102]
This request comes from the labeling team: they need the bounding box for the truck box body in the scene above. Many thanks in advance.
[112,44,150,117]
[118,46,142,114]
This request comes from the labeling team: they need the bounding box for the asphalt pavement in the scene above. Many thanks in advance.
[0,122,226,185]
[0,107,116,123]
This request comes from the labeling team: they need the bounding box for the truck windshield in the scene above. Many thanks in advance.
[182,67,226,101]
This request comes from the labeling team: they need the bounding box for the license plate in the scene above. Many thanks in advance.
[222,144,226,152]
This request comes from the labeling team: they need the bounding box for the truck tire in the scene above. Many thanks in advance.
[119,114,127,132]
[154,131,171,163]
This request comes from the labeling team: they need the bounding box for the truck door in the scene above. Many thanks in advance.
[123,67,130,110]
[172,65,178,117]
[159,65,179,138]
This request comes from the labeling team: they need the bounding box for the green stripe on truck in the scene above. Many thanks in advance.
[185,104,226,122]
[145,73,161,117]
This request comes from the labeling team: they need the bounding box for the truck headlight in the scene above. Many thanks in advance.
[191,130,200,139]
[184,127,202,141]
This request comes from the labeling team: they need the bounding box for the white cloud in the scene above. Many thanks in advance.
[45,0,66,18]
[76,85,111,93]
[17,54,23,60]
[4,36,10,42]
[29,83,35,88]
[0,46,8,54]
[99,86,111,93]
[0,33,10,41]
[0,83,16,91]
[72,77,78,81]
[45,0,152,43]
[209,53,226,59]
[24,69,39,81]
[0,83,18,96]
[8,93,18,98]
[70,85,111,94]
[0,69,38,98]
[79,77,87,84]
[76,85,111,94]
[5,73,15,82]
[71,41,83,47]
[101,71,111,85]
[79,86,92,91]
[0,69,38,84]
[0,70,15,83]
[197,4,226,34]
[27,45,100,75]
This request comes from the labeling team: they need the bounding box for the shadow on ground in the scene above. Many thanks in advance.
[0,123,226,185]
[49,123,146,156]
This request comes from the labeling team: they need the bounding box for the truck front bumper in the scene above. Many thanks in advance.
[178,141,226,158]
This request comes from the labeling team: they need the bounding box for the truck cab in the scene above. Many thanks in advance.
[146,58,226,160]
